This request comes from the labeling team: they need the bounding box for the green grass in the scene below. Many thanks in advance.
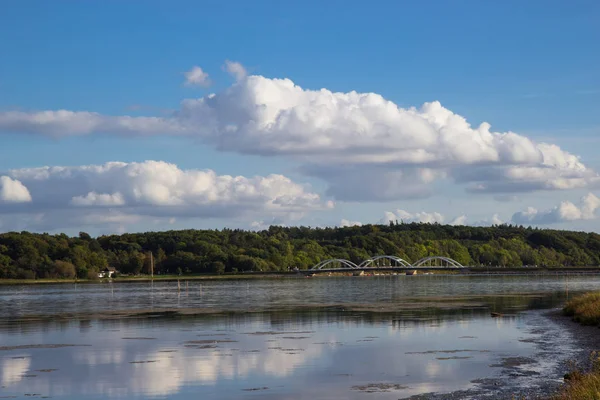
[564,292,600,326]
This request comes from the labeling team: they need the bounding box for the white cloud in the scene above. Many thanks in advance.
[0,176,32,203]
[0,160,329,232]
[449,215,467,226]
[0,68,596,201]
[184,66,211,87]
[0,110,187,137]
[223,60,247,81]
[471,214,504,226]
[249,217,288,231]
[381,209,445,224]
[492,214,504,225]
[377,211,501,227]
[250,220,269,230]
[512,193,600,225]
[340,218,362,227]
[71,192,126,206]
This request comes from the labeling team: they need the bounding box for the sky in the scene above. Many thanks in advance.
[0,0,599,236]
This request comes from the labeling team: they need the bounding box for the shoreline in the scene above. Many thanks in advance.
[2,268,600,285]
[546,309,600,373]
[0,274,285,285]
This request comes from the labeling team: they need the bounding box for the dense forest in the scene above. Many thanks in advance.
[1,222,599,279]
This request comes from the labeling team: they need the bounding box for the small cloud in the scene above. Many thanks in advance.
[184,66,211,87]
[449,215,467,226]
[71,192,126,207]
[223,60,247,81]
[491,214,503,225]
[250,220,268,230]
[340,219,362,227]
[381,209,445,225]
[0,176,32,203]
[472,214,504,226]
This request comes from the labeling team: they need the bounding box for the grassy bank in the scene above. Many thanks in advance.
[552,352,600,400]
[551,293,600,399]
[564,292,600,326]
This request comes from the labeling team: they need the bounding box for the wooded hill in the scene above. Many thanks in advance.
[1,223,599,279]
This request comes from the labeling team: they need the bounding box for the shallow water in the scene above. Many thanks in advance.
[0,275,599,399]
[0,274,597,318]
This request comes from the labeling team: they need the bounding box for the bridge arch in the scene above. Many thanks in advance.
[358,255,412,268]
[412,256,464,268]
[311,259,359,270]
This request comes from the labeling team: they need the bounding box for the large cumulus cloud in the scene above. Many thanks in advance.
[0,66,596,201]
[0,160,330,233]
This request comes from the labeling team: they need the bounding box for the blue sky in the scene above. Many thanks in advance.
[0,0,599,235]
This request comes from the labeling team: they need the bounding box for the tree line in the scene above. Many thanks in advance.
[1,222,599,279]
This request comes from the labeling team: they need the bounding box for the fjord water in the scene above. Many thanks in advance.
[1,275,599,399]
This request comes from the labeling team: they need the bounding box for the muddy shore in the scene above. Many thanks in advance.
[404,309,600,400]
[546,309,600,375]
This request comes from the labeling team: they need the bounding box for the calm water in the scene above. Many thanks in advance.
[1,275,599,399]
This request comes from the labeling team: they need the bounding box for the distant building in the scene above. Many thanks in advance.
[98,267,117,278]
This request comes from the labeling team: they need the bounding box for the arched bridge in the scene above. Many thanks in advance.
[310,255,465,271]
[358,255,412,268]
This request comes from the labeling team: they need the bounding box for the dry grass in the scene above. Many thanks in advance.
[552,352,600,400]
[556,294,600,399]
[564,292,600,326]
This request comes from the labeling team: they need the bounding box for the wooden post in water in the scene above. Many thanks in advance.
[149,251,154,279]
[177,279,181,292]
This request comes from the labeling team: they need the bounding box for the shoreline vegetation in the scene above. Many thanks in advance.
[1,223,600,281]
[552,292,600,400]
[564,292,600,327]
